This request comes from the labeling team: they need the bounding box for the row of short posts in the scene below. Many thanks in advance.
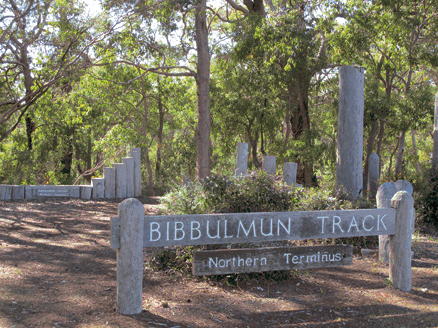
[0,185,25,200]
[235,142,299,187]
[91,148,142,199]
[0,148,141,200]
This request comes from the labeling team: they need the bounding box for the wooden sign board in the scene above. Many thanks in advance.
[110,208,395,249]
[192,245,353,276]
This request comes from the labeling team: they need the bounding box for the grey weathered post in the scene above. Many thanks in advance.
[395,180,413,195]
[390,191,414,292]
[12,186,24,200]
[283,162,297,186]
[235,143,248,176]
[80,185,92,200]
[263,156,276,175]
[123,157,135,198]
[104,167,116,199]
[113,163,127,198]
[117,198,144,314]
[0,185,12,200]
[367,152,380,199]
[130,148,142,197]
[377,182,397,263]
[378,180,414,263]
[336,65,365,201]
[433,93,438,167]
[24,186,34,199]
[91,178,105,199]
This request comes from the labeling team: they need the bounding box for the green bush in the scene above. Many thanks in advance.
[415,168,438,229]
[161,171,299,215]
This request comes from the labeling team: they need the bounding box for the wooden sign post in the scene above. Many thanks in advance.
[111,191,414,315]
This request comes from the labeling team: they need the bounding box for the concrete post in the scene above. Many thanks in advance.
[236,143,248,176]
[130,148,142,197]
[11,186,24,200]
[395,180,413,195]
[123,157,135,198]
[367,152,380,199]
[113,163,127,199]
[283,162,297,186]
[80,186,92,200]
[91,178,105,199]
[117,198,144,314]
[433,93,438,167]
[263,156,276,176]
[0,185,12,200]
[377,182,397,263]
[25,186,33,199]
[390,191,414,292]
[104,167,116,199]
[377,180,414,263]
[336,65,365,201]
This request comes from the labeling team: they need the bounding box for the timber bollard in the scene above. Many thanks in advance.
[117,198,144,314]
[390,191,414,292]
[377,182,397,263]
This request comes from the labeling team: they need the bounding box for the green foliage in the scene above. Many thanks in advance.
[162,171,298,215]
[415,169,438,229]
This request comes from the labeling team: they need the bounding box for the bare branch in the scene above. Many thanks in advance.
[224,0,250,16]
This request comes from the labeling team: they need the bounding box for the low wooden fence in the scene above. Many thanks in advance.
[110,191,414,315]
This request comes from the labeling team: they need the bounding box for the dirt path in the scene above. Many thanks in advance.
[1,198,437,328]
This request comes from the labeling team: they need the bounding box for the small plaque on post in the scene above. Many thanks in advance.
[192,245,353,276]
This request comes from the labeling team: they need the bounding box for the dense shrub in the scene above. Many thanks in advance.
[161,171,299,214]
[162,171,364,215]
[415,168,438,230]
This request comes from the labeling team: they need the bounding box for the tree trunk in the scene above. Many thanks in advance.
[144,147,155,196]
[25,115,35,150]
[260,113,266,155]
[247,120,262,169]
[243,0,265,15]
[363,119,379,191]
[411,129,420,174]
[141,78,155,195]
[86,136,92,183]
[394,130,406,176]
[155,93,164,181]
[387,137,399,177]
[61,127,74,178]
[376,120,385,168]
[292,80,313,186]
[195,0,211,180]
[283,95,293,161]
